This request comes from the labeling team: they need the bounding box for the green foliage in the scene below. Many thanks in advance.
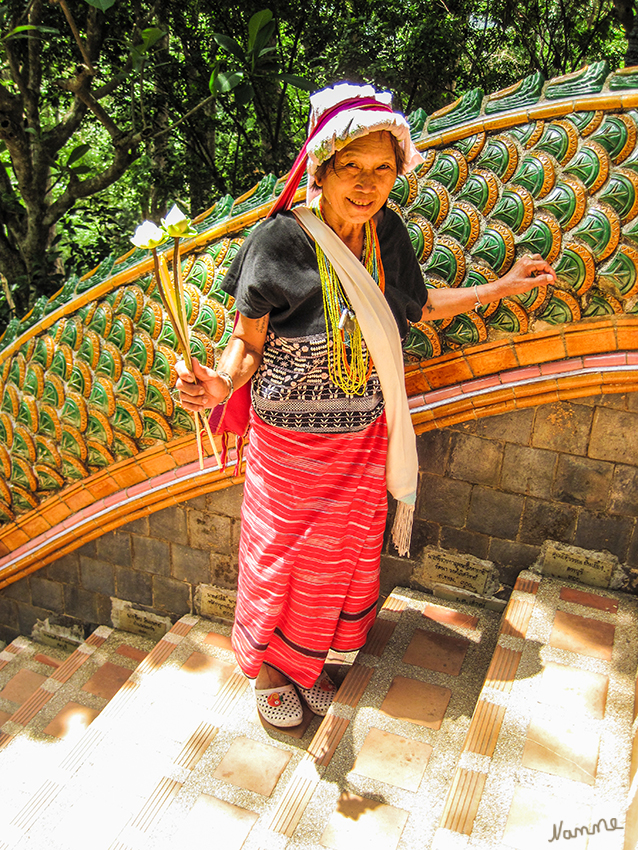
[0,0,633,334]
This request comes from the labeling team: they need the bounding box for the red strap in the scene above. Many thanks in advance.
[268,98,393,217]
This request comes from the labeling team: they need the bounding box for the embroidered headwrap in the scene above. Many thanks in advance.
[269,82,423,216]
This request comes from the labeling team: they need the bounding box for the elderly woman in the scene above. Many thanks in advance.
[176,83,556,728]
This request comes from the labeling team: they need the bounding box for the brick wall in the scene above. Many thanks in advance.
[1,392,637,643]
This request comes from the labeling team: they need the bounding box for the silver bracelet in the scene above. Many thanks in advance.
[217,370,234,404]
[473,284,483,310]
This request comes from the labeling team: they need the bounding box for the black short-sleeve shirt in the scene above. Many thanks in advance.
[221,207,427,339]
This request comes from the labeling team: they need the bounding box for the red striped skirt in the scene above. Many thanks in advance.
[231,411,388,688]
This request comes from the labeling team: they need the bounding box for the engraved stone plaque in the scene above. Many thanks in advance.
[538,541,616,588]
[414,547,499,596]
[111,598,172,639]
[195,584,237,621]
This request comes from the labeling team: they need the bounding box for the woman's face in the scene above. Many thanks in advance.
[316,131,398,229]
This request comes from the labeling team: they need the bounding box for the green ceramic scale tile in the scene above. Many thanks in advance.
[518,218,558,259]
[534,123,572,163]
[484,71,544,114]
[115,286,145,322]
[511,153,554,197]
[485,302,525,333]
[441,313,486,347]
[107,316,134,353]
[563,144,608,190]
[7,356,24,388]
[125,334,154,373]
[191,302,220,339]
[403,326,438,360]
[59,318,82,350]
[539,292,581,324]
[142,412,172,442]
[10,485,38,512]
[491,187,533,232]
[185,259,207,291]
[16,399,38,431]
[598,173,638,220]
[12,429,35,461]
[37,407,60,439]
[425,242,461,286]
[427,88,483,133]
[85,412,110,445]
[554,248,594,294]
[572,207,618,259]
[456,170,498,214]
[196,194,234,231]
[410,185,446,224]
[477,139,516,179]
[453,132,486,161]
[509,123,540,147]
[35,436,60,467]
[35,463,64,490]
[472,227,511,273]
[567,111,601,134]
[113,402,143,439]
[158,320,179,349]
[60,395,87,431]
[88,303,113,337]
[87,443,112,469]
[88,379,114,415]
[439,207,470,248]
[426,150,466,191]
[171,407,196,433]
[96,344,123,382]
[149,349,173,384]
[23,365,44,399]
[590,115,635,161]
[76,332,99,368]
[60,454,86,482]
[583,290,624,316]
[145,381,171,415]
[41,377,65,408]
[49,346,73,381]
[545,61,608,99]
[0,415,12,447]
[61,425,88,460]
[137,303,161,337]
[30,336,54,369]
[406,217,432,263]
[389,175,413,205]
[598,249,638,296]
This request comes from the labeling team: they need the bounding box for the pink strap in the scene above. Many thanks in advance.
[268,98,393,217]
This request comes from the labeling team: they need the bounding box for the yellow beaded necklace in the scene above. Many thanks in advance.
[313,205,385,396]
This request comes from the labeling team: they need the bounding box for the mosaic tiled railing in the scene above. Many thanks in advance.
[1,62,638,566]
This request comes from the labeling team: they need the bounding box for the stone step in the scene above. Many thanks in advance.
[0,625,157,839]
[1,578,636,850]
[0,635,72,728]
[431,570,638,850]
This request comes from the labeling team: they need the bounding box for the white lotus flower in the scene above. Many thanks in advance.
[131,220,167,250]
[162,204,197,238]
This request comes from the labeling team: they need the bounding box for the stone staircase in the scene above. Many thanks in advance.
[0,573,635,850]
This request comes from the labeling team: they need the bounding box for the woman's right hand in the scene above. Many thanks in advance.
[175,358,230,412]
